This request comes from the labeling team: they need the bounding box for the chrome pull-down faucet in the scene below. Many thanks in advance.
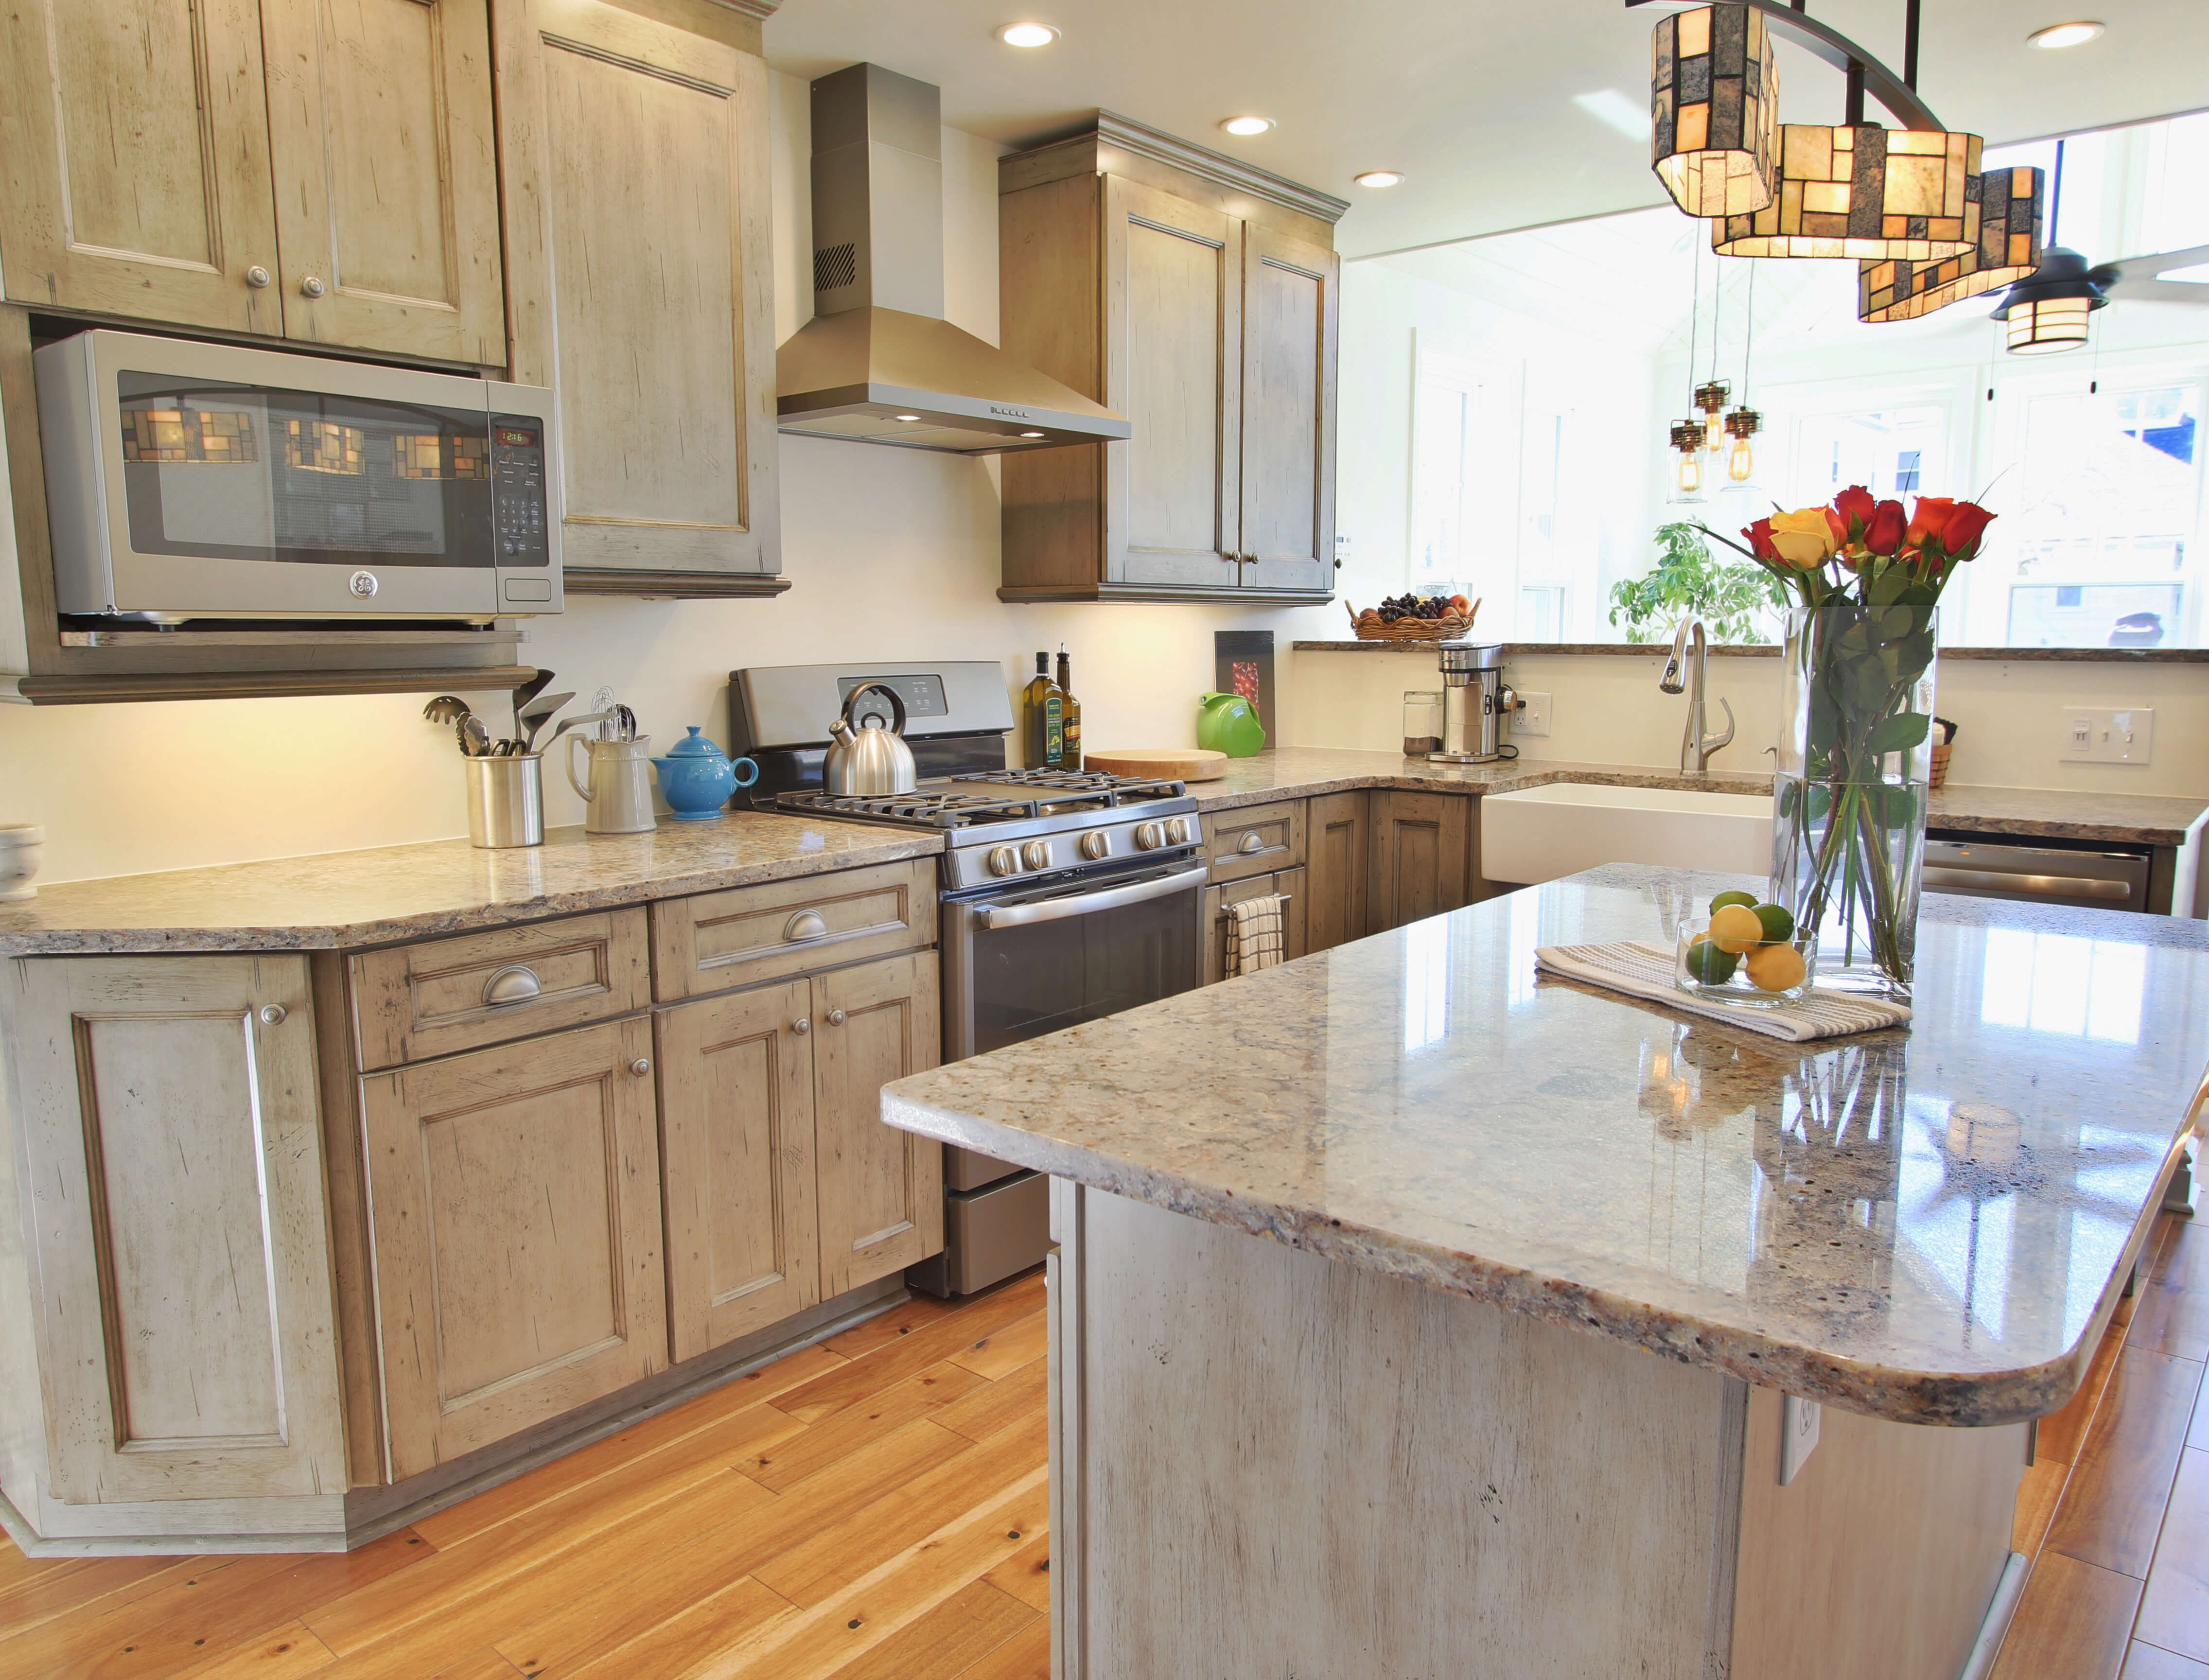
[1659,619,1736,774]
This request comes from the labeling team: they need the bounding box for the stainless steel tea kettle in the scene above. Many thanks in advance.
[824,682,917,796]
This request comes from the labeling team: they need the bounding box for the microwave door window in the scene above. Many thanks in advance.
[119,396,278,556]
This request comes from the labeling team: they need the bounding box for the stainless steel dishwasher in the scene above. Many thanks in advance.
[1924,834,2156,911]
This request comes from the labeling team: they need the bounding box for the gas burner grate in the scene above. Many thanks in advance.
[954,768,1188,805]
[775,789,1042,831]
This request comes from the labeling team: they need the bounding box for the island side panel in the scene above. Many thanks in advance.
[1054,1183,1741,1680]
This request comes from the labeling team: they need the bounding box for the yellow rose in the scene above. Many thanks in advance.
[1767,508,1838,567]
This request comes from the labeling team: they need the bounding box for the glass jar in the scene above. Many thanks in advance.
[1403,691,1442,756]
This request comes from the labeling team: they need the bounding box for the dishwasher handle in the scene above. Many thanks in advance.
[1923,866,2139,904]
[974,860,1207,929]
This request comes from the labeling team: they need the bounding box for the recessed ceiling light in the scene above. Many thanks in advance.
[1220,116,1274,137]
[894,414,922,422]
[1354,170,1405,189]
[2027,20,2104,48]
[996,22,1059,48]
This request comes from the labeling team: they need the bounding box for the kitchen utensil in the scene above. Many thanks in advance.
[824,682,918,796]
[462,753,545,848]
[1085,748,1229,782]
[651,727,757,821]
[611,703,638,742]
[569,734,657,834]
[493,738,520,758]
[0,824,45,902]
[546,711,613,750]
[519,690,574,753]
[460,715,492,758]
[1195,692,1265,758]
[423,695,473,727]
[1430,643,1517,765]
[511,670,553,740]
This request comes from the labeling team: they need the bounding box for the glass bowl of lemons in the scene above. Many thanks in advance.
[1675,891,1814,1007]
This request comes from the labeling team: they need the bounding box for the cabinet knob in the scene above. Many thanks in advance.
[258,1003,287,1026]
[827,1008,847,1026]
[792,1016,811,1035]
[299,275,327,299]
[785,909,828,942]
[245,265,272,289]
[630,1057,651,1077]
[483,964,543,1006]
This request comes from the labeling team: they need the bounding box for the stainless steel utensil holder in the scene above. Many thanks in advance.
[463,754,545,848]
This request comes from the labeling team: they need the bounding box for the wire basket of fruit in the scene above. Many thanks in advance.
[1675,892,1813,1008]
[1347,594,1479,641]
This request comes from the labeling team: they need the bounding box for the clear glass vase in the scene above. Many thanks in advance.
[1769,600,1938,1000]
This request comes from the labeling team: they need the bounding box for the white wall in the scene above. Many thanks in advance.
[0,74,1346,886]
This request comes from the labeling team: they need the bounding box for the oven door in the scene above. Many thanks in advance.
[942,856,1206,1064]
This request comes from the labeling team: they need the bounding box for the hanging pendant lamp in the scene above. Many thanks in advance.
[1650,5,1779,217]
[1858,164,2046,322]
[1713,122,1983,262]
[1991,248,2110,354]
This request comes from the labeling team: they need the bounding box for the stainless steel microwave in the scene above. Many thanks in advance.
[34,331,562,622]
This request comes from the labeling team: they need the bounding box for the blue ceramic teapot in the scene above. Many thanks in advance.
[651,726,758,822]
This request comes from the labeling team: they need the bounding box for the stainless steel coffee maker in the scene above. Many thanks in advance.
[1428,642,1521,763]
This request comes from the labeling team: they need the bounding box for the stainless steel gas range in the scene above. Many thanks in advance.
[731,661,1206,1295]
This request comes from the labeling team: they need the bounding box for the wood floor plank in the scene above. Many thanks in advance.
[2047,1318,2133,1465]
[2050,1348,2205,1578]
[1990,1552,2141,1680]
[412,1348,838,1550]
[2138,1225,2209,1363]
[428,1649,529,1679]
[820,1294,963,1359]
[934,1357,1047,1447]
[2124,1644,2209,1679]
[947,1312,1047,1383]
[774,1275,1048,1426]
[2016,1458,2070,1558]
[670,1464,1049,1680]
[490,1418,977,1678]
[168,1621,339,1678]
[822,1579,1036,1680]
[980,1533,1051,1615]
[0,1555,214,1644]
[948,1615,1050,1680]
[2137,1447,2209,1661]
[754,1409,1049,1610]
[745,1362,987,1493]
[554,1576,797,1680]
[0,1557,283,1678]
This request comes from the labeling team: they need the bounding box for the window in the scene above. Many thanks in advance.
[1411,352,1488,585]
[1792,406,1949,504]
[1519,584,1567,641]
[1895,449,1922,494]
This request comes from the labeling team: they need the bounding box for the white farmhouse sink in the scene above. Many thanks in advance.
[1480,782,1774,887]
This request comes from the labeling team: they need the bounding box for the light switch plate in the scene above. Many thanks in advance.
[2060,707,2155,765]
[1779,1394,1822,1485]
[1515,691,1552,737]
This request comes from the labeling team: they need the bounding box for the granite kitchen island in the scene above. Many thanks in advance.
[882,864,2209,1680]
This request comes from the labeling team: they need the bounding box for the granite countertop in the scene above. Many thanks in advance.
[1294,640,2209,663]
[0,815,944,956]
[885,864,2209,1426]
[1190,748,2209,846]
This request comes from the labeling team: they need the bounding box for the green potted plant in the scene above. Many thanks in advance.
[1609,522,1787,645]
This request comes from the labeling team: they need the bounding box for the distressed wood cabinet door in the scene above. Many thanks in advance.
[1238,223,1339,595]
[361,1015,667,1479]
[656,978,822,1361]
[259,0,505,364]
[0,0,283,333]
[4,954,344,1503]
[1367,791,1473,933]
[1103,177,1242,592]
[495,0,780,586]
[812,952,943,1295]
[1305,791,1371,951]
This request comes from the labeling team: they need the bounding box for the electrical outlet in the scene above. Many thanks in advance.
[2061,707,2155,765]
[1779,1395,1822,1486]
[1514,691,1552,737]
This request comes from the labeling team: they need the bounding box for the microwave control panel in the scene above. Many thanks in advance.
[489,417,550,565]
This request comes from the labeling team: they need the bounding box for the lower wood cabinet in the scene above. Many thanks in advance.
[1305,792,1370,953]
[360,1015,668,1480]
[1203,867,1309,985]
[1368,791,1474,934]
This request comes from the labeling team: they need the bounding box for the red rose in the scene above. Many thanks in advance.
[1833,485,1876,533]
[1939,501,1997,558]
[1864,499,1907,557]
[1907,496,1957,548]
[1744,517,1780,562]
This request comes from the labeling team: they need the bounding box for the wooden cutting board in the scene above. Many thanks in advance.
[1086,748,1230,782]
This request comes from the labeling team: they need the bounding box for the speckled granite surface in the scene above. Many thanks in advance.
[885,864,2209,1425]
[1295,640,2209,662]
[0,816,943,956]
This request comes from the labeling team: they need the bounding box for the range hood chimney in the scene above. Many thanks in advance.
[776,64,1129,455]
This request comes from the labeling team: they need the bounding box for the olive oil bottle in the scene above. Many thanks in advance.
[1055,643,1084,772]
[1023,651,1064,769]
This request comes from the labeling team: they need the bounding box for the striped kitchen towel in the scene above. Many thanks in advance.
[1224,894,1287,978]
[1534,940,1912,1042]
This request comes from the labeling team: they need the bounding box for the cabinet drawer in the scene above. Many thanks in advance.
[1203,866,1308,985]
[350,910,651,1071]
[1206,800,1306,882]
[652,858,936,1003]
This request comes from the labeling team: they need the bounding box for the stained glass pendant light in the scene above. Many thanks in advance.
[1713,122,1982,262]
[1858,165,2046,322]
[1651,5,1779,217]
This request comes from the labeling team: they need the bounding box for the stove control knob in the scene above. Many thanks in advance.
[987,845,1020,877]
[1021,840,1052,872]
[1134,821,1165,851]
[1079,830,1110,861]
[1166,818,1191,845]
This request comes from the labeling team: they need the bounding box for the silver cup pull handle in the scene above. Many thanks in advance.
[785,910,829,942]
[1237,831,1266,855]
[483,964,543,1006]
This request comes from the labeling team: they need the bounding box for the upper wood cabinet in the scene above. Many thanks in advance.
[998,116,1346,605]
[492,0,783,597]
[0,0,503,363]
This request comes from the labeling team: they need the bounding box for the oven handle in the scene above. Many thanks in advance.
[973,860,1208,929]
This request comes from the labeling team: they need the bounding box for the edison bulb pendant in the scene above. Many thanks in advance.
[1728,435,1755,483]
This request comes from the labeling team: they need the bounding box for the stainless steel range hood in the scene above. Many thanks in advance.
[776,64,1129,455]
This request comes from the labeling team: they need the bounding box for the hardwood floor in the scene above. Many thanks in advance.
[0,1270,1051,1680]
[1996,1210,2209,1680]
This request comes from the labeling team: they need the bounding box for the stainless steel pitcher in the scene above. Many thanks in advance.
[824,682,918,796]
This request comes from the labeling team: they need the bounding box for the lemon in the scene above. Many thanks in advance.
[1685,940,1739,985]
[1709,890,1758,915]
[1709,904,1765,954]
[1753,903,1796,943]
[1745,944,1807,993]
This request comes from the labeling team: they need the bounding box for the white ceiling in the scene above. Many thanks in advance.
[762,0,2209,258]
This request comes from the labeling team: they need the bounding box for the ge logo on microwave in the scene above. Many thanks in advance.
[348,570,379,599]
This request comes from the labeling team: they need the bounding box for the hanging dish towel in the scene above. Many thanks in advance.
[1224,894,1287,978]
[1534,940,1912,1043]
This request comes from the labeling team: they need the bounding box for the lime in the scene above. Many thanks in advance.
[1685,940,1739,985]
[1709,903,1766,954]
[1753,903,1796,943]
[1709,890,1758,915]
